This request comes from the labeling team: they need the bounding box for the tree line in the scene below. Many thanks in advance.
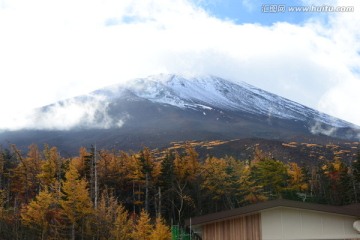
[0,143,359,239]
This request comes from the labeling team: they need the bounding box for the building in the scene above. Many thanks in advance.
[186,199,360,240]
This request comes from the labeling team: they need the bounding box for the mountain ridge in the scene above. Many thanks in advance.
[93,74,357,128]
[0,74,359,154]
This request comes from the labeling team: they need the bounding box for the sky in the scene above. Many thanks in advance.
[0,0,359,130]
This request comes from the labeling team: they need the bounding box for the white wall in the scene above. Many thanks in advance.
[261,207,360,240]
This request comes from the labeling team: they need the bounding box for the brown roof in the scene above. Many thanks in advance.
[186,199,360,226]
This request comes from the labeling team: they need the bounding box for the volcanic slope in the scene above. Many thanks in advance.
[0,74,359,154]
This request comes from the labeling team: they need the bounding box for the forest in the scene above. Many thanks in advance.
[0,143,359,239]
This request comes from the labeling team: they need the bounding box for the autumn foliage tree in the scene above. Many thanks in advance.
[201,156,246,210]
[111,204,133,240]
[132,209,153,240]
[0,142,358,239]
[60,161,93,240]
[150,217,171,240]
[173,146,199,224]
[21,188,61,240]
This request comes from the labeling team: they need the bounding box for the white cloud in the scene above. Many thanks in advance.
[318,76,360,126]
[0,0,359,130]
[0,95,129,131]
[310,121,337,136]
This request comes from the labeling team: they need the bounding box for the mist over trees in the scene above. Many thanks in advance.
[0,143,359,239]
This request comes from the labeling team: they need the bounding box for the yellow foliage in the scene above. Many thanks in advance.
[132,209,153,240]
[112,205,132,240]
[282,143,297,148]
[60,162,93,223]
[150,217,171,240]
[21,189,54,226]
[287,162,308,191]
[174,146,199,182]
[201,157,229,198]
[21,188,60,239]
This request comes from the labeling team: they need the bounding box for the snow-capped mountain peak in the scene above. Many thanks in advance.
[1,74,360,153]
[96,74,356,129]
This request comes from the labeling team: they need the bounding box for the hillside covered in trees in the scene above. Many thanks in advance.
[0,143,359,239]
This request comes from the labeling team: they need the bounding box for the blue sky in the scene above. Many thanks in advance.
[197,0,313,25]
[0,0,359,130]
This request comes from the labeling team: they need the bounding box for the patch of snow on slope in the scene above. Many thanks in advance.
[97,74,357,129]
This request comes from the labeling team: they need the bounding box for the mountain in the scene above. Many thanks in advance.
[0,74,359,154]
